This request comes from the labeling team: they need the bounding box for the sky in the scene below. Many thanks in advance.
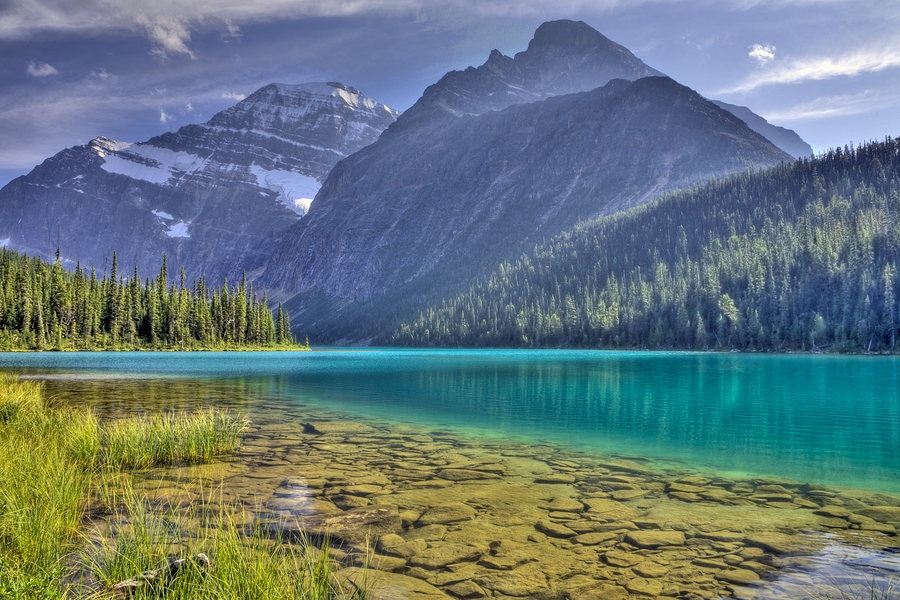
[1,0,899,187]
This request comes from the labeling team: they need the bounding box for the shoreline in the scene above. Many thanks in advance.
[133,399,900,600]
[7,365,898,599]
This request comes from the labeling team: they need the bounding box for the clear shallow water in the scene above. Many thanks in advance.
[2,349,899,493]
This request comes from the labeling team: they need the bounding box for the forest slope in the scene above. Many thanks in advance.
[390,138,900,352]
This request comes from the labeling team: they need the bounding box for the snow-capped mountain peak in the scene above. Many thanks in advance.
[0,81,399,283]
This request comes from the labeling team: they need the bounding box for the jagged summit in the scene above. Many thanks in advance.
[0,80,399,283]
[392,19,662,130]
[528,19,630,53]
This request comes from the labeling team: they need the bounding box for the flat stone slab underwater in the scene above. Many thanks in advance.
[118,403,900,600]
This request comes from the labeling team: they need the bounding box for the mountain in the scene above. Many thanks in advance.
[262,74,792,340]
[712,100,813,159]
[0,82,398,281]
[395,19,663,128]
[390,137,900,352]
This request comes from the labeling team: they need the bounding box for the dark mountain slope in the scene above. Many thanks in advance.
[391,137,900,352]
[263,77,792,341]
[712,100,813,159]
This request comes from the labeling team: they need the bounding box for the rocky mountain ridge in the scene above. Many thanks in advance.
[259,22,795,341]
[0,82,398,281]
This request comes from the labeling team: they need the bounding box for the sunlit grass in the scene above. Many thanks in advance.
[101,409,249,470]
[0,374,358,599]
[0,375,88,599]
[83,489,359,600]
[0,373,43,423]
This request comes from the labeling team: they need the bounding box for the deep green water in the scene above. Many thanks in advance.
[2,349,899,493]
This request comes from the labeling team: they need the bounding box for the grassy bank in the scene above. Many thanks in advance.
[0,375,357,599]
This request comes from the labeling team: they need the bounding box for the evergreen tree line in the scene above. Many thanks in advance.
[0,250,300,350]
[389,137,900,352]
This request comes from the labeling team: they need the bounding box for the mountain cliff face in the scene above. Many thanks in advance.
[262,82,792,341]
[712,100,813,158]
[399,19,663,127]
[257,22,810,343]
[0,82,398,281]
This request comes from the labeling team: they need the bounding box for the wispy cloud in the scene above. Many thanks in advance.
[722,46,900,93]
[222,18,242,42]
[763,90,895,122]
[222,91,246,101]
[26,61,59,77]
[159,108,174,123]
[136,14,195,60]
[748,43,775,66]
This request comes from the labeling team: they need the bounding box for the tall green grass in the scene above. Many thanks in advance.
[0,376,90,599]
[101,409,249,470]
[1,375,365,599]
[83,490,359,600]
[0,373,43,422]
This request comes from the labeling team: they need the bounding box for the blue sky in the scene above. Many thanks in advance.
[1,0,898,187]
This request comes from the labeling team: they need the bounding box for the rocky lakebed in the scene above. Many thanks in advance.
[120,402,900,600]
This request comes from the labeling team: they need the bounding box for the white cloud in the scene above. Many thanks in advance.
[722,46,900,93]
[222,91,246,101]
[159,109,174,123]
[222,18,242,41]
[185,103,194,112]
[135,14,195,60]
[26,61,59,77]
[91,68,113,80]
[748,43,775,66]
[763,90,896,122]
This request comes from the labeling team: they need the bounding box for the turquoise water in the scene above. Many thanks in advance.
[2,349,899,492]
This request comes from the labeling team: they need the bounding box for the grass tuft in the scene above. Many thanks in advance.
[1,374,360,599]
[102,409,249,470]
[0,376,89,598]
[0,373,43,423]
[84,490,360,599]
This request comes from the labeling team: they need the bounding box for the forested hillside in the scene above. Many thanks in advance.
[0,250,299,351]
[390,137,900,352]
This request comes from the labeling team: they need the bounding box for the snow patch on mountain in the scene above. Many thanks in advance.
[97,140,209,186]
[165,222,190,238]
[152,209,174,220]
[249,164,320,217]
[101,153,172,185]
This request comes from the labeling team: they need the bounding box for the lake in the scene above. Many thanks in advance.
[2,349,899,598]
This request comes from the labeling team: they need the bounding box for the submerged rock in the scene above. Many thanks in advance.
[437,469,501,481]
[858,506,900,525]
[408,543,486,569]
[744,532,812,555]
[539,496,585,512]
[336,567,450,599]
[475,563,550,597]
[417,502,476,525]
[303,421,377,435]
[625,530,686,548]
[715,568,761,585]
[270,505,401,546]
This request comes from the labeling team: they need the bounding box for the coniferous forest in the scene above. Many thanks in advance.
[390,137,900,352]
[0,250,301,351]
